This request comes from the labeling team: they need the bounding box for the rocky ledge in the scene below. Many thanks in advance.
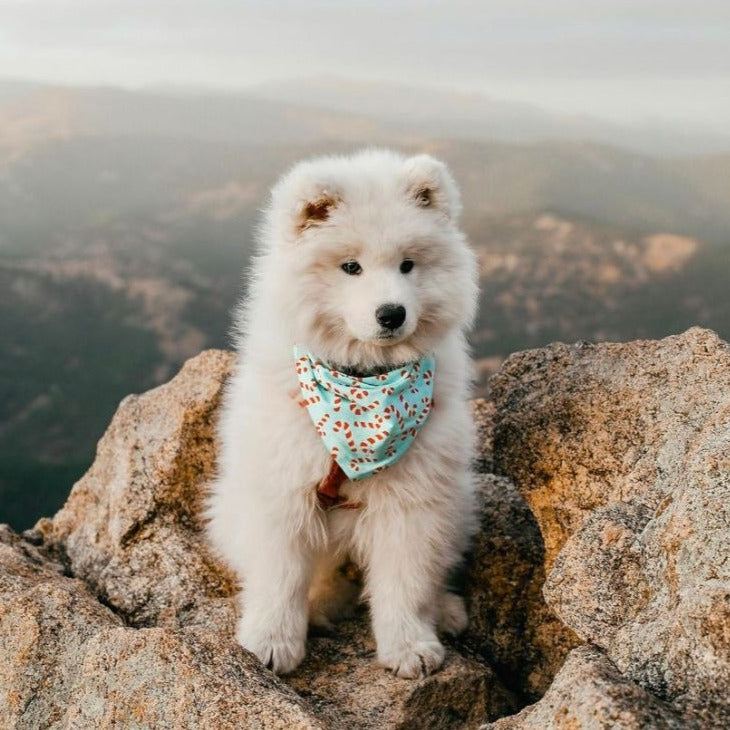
[1,328,728,728]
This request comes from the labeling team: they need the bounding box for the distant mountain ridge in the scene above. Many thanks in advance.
[3,77,730,159]
[2,78,730,243]
[252,76,730,156]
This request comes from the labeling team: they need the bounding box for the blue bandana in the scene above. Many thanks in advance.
[294,347,435,481]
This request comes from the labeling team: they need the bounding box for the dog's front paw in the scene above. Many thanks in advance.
[236,623,306,675]
[379,638,445,679]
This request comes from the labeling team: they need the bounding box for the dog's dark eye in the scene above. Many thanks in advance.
[415,187,432,207]
[341,261,362,276]
[399,259,414,274]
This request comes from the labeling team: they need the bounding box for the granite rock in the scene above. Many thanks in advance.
[491,327,730,725]
[484,646,684,730]
[0,525,322,730]
[1,351,516,729]
[2,328,728,727]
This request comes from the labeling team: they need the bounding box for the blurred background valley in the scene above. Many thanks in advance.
[1,5,729,529]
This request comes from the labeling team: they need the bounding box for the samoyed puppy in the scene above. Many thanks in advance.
[206,148,479,678]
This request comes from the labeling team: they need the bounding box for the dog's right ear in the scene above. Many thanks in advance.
[295,191,339,234]
[269,161,343,240]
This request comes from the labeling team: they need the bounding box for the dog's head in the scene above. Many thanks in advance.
[261,149,478,370]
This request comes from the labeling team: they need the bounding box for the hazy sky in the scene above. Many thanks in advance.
[1,0,728,126]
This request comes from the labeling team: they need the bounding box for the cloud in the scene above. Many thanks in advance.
[0,0,728,123]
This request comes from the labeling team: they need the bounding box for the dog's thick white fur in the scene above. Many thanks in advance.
[206,149,479,678]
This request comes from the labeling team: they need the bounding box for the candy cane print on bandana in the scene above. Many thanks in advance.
[294,346,435,481]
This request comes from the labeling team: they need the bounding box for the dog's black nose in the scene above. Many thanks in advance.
[376,304,406,330]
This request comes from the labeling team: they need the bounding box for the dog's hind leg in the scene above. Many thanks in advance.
[308,551,362,632]
[437,591,468,636]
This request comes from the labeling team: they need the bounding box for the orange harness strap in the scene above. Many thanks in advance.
[317,458,362,510]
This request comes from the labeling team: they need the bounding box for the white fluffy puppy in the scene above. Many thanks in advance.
[207,148,479,678]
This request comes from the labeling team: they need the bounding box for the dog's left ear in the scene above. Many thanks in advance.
[403,154,462,221]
